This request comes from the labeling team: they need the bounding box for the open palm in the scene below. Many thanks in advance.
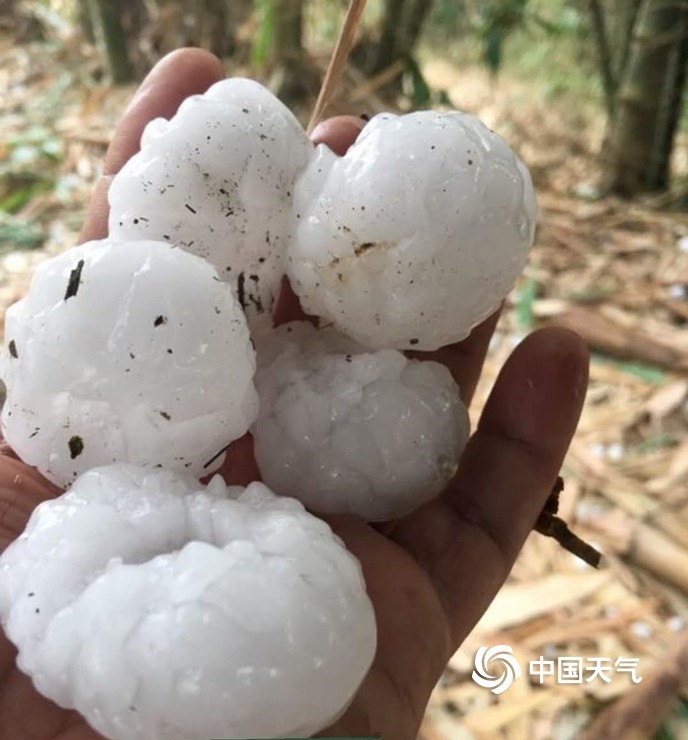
[0,49,588,740]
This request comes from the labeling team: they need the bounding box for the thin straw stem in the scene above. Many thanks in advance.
[307,0,368,134]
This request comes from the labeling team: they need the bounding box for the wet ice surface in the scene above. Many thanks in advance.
[288,110,538,350]
[253,322,470,520]
[1,239,258,486]
[108,78,311,321]
[0,465,376,740]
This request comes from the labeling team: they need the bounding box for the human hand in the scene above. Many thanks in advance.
[0,48,589,740]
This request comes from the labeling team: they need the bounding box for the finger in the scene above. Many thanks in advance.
[407,307,502,407]
[272,276,321,327]
[79,48,224,243]
[272,116,366,326]
[310,115,366,155]
[388,327,589,644]
[212,433,261,488]
[272,276,307,326]
[0,455,60,552]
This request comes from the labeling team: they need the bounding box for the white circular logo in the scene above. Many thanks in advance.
[472,645,521,694]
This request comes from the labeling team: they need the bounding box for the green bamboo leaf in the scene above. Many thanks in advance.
[251,0,277,69]
[592,354,668,385]
[484,27,503,74]
[405,56,432,107]
[516,277,537,331]
[0,180,53,215]
[630,433,677,455]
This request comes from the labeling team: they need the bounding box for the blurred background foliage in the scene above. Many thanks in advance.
[2,3,688,739]
[2,0,687,199]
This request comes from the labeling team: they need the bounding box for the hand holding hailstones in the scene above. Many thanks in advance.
[0,77,536,740]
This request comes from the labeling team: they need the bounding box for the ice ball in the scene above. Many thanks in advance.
[1,239,258,486]
[287,110,537,350]
[252,321,469,520]
[0,464,376,740]
[108,78,312,322]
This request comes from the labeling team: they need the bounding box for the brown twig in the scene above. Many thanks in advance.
[580,629,688,740]
[535,477,603,568]
[307,0,368,134]
[349,59,405,102]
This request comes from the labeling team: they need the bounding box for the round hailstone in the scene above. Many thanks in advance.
[1,239,258,486]
[252,322,469,521]
[288,110,538,351]
[108,78,312,321]
[0,464,376,740]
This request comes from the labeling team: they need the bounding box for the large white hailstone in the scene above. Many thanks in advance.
[252,322,469,521]
[1,239,258,486]
[288,110,538,351]
[108,78,312,320]
[0,465,376,740]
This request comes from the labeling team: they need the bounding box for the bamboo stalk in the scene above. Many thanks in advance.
[307,0,368,134]
[587,0,616,117]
